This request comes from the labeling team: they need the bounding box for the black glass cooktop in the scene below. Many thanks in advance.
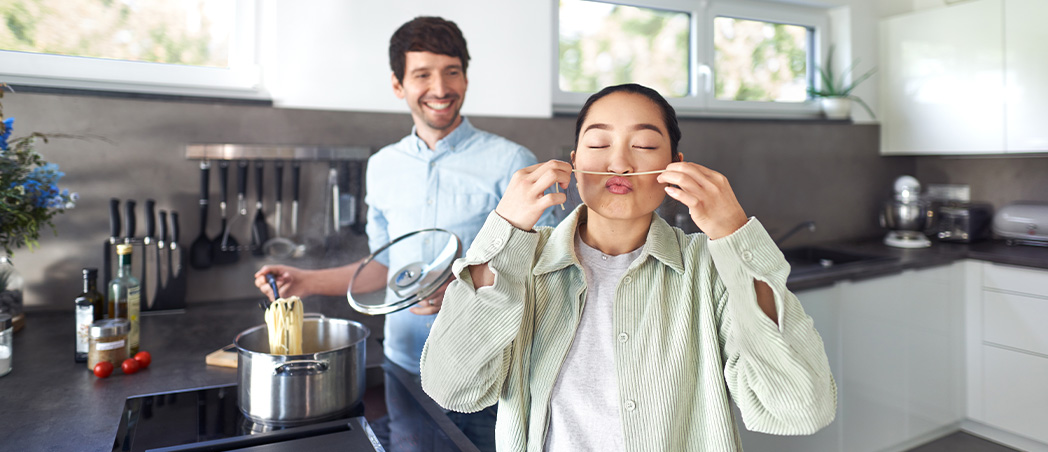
[112,384,378,452]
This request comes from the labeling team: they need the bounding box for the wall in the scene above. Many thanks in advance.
[4,90,908,310]
[915,156,1048,208]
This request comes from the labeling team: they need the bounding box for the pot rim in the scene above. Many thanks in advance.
[234,316,370,359]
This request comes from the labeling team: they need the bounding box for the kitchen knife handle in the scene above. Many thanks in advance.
[171,212,180,244]
[275,161,284,202]
[237,160,248,214]
[218,161,230,205]
[292,162,301,202]
[158,210,168,245]
[255,161,265,206]
[145,199,156,239]
[109,198,121,240]
[199,161,210,206]
[124,200,137,242]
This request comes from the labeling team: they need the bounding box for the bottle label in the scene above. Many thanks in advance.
[75,305,94,354]
[128,286,141,351]
[97,339,126,351]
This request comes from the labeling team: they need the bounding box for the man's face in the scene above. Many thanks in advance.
[392,51,468,136]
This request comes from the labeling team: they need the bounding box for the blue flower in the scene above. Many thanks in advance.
[0,117,13,151]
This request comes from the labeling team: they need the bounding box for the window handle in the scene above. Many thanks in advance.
[697,64,713,94]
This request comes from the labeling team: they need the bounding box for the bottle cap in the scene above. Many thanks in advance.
[82,268,98,277]
[89,318,130,338]
[116,244,133,255]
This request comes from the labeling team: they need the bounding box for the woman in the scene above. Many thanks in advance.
[420,84,836,451]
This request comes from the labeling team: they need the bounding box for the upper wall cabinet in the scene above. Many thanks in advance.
[879,0,1048,155]
[264,0,552,118]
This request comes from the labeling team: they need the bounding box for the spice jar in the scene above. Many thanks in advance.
[88,318,129,370]
[0,313,12,377]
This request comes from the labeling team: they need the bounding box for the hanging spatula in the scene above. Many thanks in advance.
[250,160,269,256]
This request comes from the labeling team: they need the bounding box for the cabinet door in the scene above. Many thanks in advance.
[982,345,1048,444]
[879,0,1004,155]
[735,285,841,452]
[1005,0,1048,152]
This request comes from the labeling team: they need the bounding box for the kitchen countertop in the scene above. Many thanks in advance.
[2,238,1046,450]
[0,299,394,452]
[784,238,1048,292]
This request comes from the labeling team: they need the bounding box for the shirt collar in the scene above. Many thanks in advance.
[533,205,686,276]
[410,117,476,153]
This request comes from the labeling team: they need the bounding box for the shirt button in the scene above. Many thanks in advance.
[623,275,632,285]
[618,332,629,343]
[430,162,436,168]
[741,250,754,262]
[624,400,636,411]
[427,198,434,205]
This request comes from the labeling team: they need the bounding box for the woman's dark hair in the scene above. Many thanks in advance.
[389,17,471,84]
[574,83,682,155]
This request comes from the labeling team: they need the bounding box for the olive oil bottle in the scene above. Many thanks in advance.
[74,268,104,363]
[108,244,141,354]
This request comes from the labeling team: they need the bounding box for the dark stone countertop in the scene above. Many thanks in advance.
[0,299,386,452]
[785,237,1048,292]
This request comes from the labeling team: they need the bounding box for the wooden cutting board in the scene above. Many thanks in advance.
[205,344,237,368]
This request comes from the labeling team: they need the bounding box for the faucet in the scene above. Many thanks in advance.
[775,221,816,246]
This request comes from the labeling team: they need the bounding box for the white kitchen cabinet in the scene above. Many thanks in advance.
[1005,0,1048,152]
[838,265,963,452]
[967,262,1048,448]
[737,265,963,452]
[879,0,1004,155]
[880,0,1048,155]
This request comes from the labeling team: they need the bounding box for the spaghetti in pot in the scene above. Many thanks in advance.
[265,296,304,355]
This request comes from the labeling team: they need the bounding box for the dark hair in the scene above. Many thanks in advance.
[389,17,471,84]
[574,83,682,155]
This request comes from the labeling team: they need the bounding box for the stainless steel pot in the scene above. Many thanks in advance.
[235,315,369,426]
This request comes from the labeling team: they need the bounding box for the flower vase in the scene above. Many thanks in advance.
[0,256,25,333]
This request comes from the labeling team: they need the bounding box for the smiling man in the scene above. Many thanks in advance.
[254,16,549,452]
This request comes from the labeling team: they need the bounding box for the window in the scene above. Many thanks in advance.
[554,0,828,117]
[0,0,263,99]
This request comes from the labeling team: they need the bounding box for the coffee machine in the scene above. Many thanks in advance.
[879,175,932,248]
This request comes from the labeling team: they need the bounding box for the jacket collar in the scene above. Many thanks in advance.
[533,205,686,276]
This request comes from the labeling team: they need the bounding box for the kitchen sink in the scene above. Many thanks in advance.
[781,246,897,277]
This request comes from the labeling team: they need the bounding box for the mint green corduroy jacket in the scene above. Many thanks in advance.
[421,206,837,452]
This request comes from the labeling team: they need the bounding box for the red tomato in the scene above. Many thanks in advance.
[93,361,114,378]
[121,358,141,375]
[134,351,152,369]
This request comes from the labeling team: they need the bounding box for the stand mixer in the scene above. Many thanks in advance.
[880,175,932,248]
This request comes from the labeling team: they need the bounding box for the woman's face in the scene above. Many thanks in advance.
[573,92,676,222]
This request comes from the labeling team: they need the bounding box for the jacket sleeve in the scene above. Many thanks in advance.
[420,211,542,413]
[707,217,837,435]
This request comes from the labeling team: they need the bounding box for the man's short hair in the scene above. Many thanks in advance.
[389,16,471,84]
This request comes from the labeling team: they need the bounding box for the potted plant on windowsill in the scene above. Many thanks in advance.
[809,46,876,120]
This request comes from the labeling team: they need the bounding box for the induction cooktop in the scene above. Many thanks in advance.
[112,383,380,452]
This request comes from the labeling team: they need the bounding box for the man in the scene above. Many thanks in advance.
[254,16,551,451]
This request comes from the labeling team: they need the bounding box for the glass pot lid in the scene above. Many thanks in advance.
[347,228,462,315]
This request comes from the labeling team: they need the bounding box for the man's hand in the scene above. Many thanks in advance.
[657,162,748,240]
[494,160,572,231]
[409,277,452,315]
[254,265,312,301]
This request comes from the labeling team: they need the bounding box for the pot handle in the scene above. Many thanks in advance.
[273,360,329,376]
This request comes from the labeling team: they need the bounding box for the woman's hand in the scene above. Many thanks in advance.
[409,277,452,315]
[254,265,312,301]
[494,160,573,231]
[657,162,748,240]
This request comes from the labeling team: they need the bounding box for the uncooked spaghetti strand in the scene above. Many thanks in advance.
[571,169,667,176]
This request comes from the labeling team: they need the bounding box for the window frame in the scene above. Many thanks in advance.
[552,0,829,118]
[0,0,266,100]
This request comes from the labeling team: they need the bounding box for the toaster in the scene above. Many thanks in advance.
[934,203,993,243]
[993,202,1048,246]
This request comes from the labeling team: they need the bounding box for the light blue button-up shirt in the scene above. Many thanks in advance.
[365,117,554,373]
